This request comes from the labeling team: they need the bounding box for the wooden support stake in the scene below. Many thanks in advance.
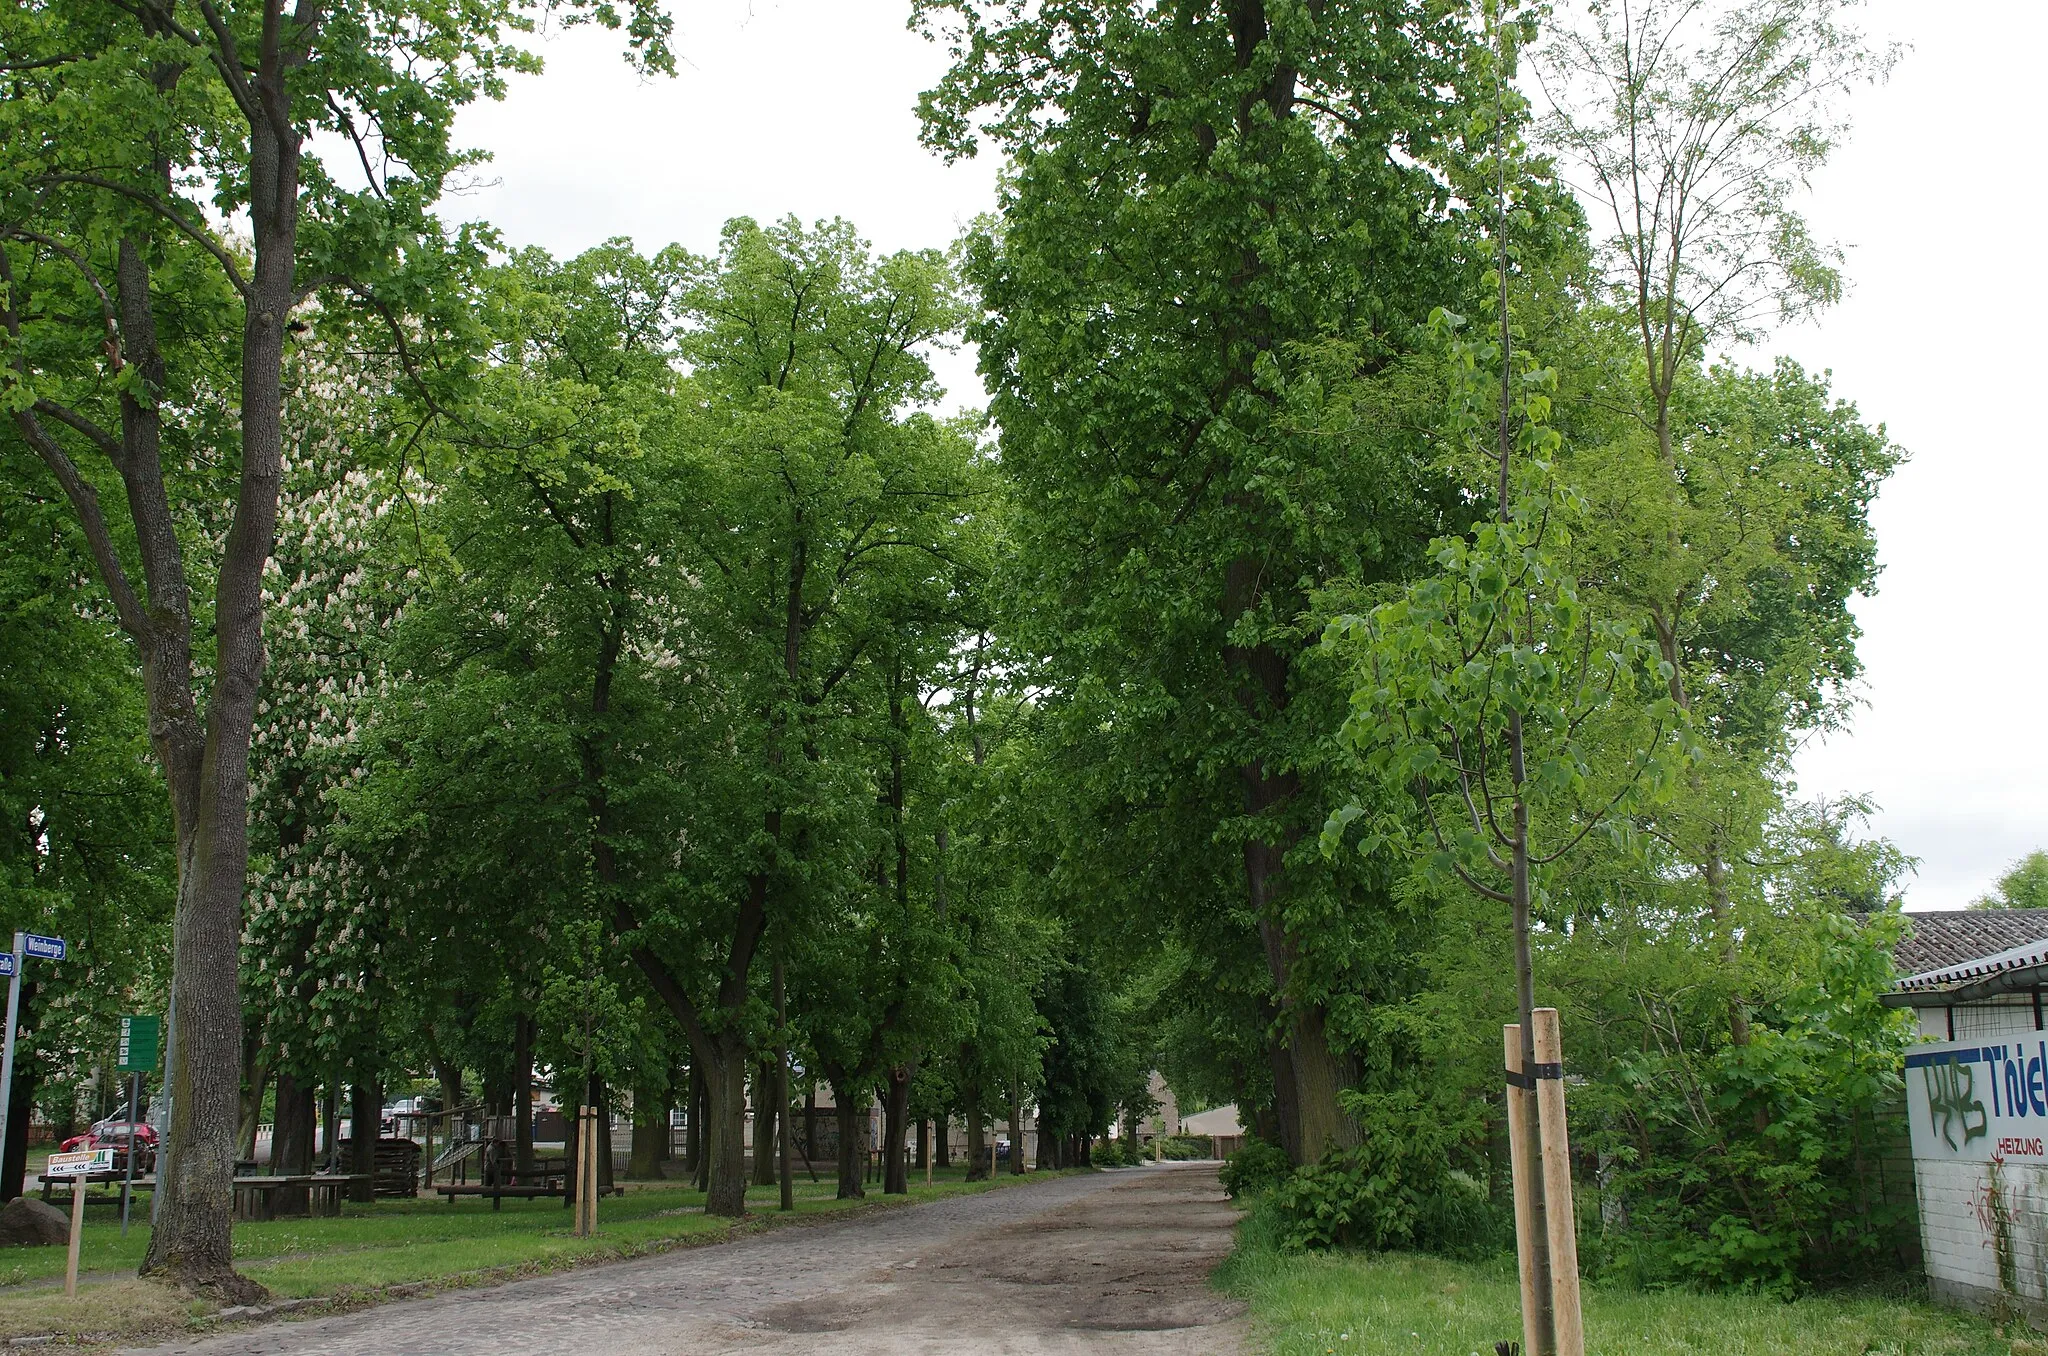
[64,1178,85,1298]
[1532,1009,1584,1356]
[1503,1025,1543,1356]
[581,1106,600,1235]
[571,1107,589,1236]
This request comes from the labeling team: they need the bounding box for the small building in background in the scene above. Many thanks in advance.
[1887,908,2048,1326]
[1178,1105,1244,1159]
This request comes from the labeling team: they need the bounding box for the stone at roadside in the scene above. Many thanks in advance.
[0,1195,70,1246]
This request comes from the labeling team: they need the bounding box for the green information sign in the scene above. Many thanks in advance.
[117,1015,160,1074]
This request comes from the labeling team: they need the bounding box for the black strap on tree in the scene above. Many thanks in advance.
[1503,1064,1563,1090]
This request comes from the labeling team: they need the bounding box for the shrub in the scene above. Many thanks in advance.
[1585,912,1918,1294]
[1268,1148,1503,1257]
[1260,1090,1510,1259]
[1097,1135,1141,1167]
[1219,1138,1292,1199]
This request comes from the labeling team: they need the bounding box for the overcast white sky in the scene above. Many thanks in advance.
[448,0,2041,914]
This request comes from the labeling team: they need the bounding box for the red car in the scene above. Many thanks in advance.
[59,1117,158,1173]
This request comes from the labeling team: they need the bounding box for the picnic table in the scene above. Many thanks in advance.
[430,1154,624,1210]
[434,1156,571,1210]
[37,1169,153,1204]
[231,1173,371,1221]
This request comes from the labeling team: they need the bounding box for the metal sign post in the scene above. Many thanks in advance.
[0,933,25,1177]
[121,1073,140,1235]
[116,1016,157,1237]
[0,933,66,1180]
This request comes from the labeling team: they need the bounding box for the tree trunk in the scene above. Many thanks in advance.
[348,1078,378,1202]
[775,962,794,1211]
[964,1084,987,1182]
[883,1066,910,1195]
[935,1113,950,1168]
[1254,900,1356,1161]
[916,1118,928,1170]
[628,1100,667,1180]
[1250,1101,1281,1149]
[513,1014,534,1175]
[684,1065,703,1175]
[1009,1082,1025,1175]
[137,54,298,1292]
[1037,1121,1054,1171]
[752,1061,778,1187]
[693,1072,710,1192]
[270,1073,315,1216]
[833,1086,864,1200]
[1,1065,36,1201]
[700,1045,747,1215]
[236,1027,267,1163]
[237,1050,269,1163]
[594,1075,614,1194]
[803,1081,818,1168]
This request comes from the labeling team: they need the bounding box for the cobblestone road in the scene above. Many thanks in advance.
[122,1163,1248,1356]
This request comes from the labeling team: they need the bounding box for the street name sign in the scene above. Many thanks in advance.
[23,935,65,962]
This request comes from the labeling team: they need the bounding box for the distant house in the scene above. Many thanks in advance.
[1177,1105,1244,1159]
[1884,908,2048,1326]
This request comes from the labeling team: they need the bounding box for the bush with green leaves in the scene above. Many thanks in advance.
[1154,1134,1213,1162]
[1266,1148,1504,1259]
[1261,1093,1509,1258]
[1582,909,1917,1293]
[1219,1138,1293,1200]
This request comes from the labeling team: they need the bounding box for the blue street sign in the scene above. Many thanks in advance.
[23,935,64,962]
[0,955,13,977]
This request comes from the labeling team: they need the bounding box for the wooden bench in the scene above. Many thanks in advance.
[434,1153,573,1210]
[433,1159,621,1210]
[435,1182,568,1209]
[231,1173,370,1221]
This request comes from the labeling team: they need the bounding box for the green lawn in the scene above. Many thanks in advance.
[0,1164,1068,1341]
[1221,1229,2034,1356]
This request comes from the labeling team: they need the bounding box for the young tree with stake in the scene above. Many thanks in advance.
[1320,13,1689,1351]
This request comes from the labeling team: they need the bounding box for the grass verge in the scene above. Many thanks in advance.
[0,1164,1075,1344]
[1219,1203,2032,1356]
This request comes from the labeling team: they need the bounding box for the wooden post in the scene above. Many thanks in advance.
[1504,1025,1543,1356]
[1532,1009,1584,1356]
[571,1106,589,1236]
[64,1177,85,1298]
[579,1105,599,1235]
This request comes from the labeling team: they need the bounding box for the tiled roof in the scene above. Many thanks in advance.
[1893,936,2048,994]
[1892,909,2048,978]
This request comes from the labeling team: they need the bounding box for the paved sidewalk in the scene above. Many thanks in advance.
[121,1163,1248,1355]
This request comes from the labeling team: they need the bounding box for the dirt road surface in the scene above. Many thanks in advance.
[123,1162,1249,1356]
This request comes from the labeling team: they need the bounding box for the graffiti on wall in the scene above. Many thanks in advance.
[1926,1060,1989,1150]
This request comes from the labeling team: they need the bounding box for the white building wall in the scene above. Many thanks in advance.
[1907,999,2048,1320]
